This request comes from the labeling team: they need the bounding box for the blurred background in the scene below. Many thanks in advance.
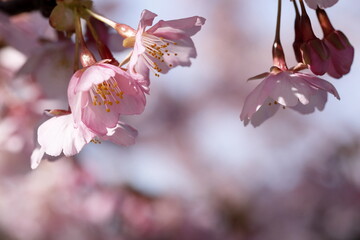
[1,0,360,239]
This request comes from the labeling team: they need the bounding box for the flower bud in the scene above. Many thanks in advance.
[299,2,330,75]
[300,38,330,75]
[316,8,354,78]
[49,3,75,32]
[324,30,354,78]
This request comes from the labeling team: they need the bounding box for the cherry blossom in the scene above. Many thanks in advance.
[124,10,206,89]
[68,61,146,135]
[304,0,339,9]
[31,61,146,168]
[240,69,340,127]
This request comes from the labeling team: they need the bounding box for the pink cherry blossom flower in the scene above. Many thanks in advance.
[240,69,340,127]
[31,113,137,169]
[32,62,146,168]
[124,10,205,89]
[68,61,146,135]
[304,0,339,9]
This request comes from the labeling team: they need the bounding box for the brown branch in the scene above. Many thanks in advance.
[0,0,56,17]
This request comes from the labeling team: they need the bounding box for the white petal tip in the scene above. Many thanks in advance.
[30,147,45,170]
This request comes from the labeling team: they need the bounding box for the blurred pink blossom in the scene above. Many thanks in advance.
[0,12,55,56]
[17,41,74,103]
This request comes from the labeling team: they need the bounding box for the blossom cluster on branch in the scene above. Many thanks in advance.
[9,0,206,168]
[240,0,354,127]
[0,0,355,168]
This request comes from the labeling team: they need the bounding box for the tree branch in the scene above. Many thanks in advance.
[0,0,56,17]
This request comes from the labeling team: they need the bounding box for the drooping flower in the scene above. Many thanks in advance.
[240,0,339,127]
[122,10,206,88]
[68,61,146,135]
[240,68,340,127]
[304,0,339,9]
[316,8,354,79]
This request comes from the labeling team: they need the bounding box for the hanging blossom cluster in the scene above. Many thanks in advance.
[30,0,205,168]
[240,0,354,127]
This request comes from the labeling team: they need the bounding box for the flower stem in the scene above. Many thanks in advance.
[316,8,334,36]
[292,0,303,62]
[272,0,287,70]
[274,0,282,42]
[293,0,300,18]
[73,11,81,72]
[299,0,316,41]
[86,8,117,28]
[86,19,119,65]
[85,8,136,38]
[74,11,96,68]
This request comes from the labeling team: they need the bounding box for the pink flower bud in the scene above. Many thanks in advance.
[299,3,330,75]
[324,30,354,78]
[300,38,330,75]
[316,8,354,78]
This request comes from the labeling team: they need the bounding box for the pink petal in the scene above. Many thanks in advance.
[81,99,119,135]
[37,114,91,157]
[291,90,328,114]
[132,56,151,90]
[298,72,340,99]
[30,147,45,169]
[102,64,146,114]
[74,64,116,93]
[102,122,138,146]
[267,72,301,107]
[246,97,280,127]
[148,16,206,39]
[289,74,319,105]
[240,75,276,121]
[139,9,158,28]
[129,41,147,77]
